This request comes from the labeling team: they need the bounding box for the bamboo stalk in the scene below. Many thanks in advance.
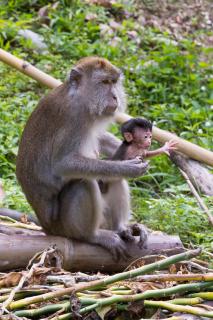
[136,273,213,283]
[14,296,204,319]
[14,301,70,318]
[8,249,201,310]
[0,48,212,167]
[50,281,213,320]
[189,292,213,300]
[167,297,203,305]
[179,169,213,226]
[14,296,99,318]
[144,300,213,318]
[0,49,61,88]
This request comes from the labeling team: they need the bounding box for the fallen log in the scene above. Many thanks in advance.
[0,226,183,272]
[0,48,212,167]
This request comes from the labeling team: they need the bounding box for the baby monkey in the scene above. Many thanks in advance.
[112,117,177,161]
[99,118,177,247]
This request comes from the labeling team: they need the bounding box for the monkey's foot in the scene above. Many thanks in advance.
[91,230,130,261]
[119,223,149,249]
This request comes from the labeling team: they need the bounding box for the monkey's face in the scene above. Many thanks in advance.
[132,128,152,150]
[69,58,126,118]
[87,70,126,117]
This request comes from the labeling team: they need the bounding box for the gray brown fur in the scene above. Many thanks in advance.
[16,57,148,258]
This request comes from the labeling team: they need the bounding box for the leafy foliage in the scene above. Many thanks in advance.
[0,0,212,253]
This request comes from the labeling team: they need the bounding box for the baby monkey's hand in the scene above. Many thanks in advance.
[162,140,178,155]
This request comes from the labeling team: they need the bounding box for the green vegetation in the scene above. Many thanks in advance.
[0,1,212,253]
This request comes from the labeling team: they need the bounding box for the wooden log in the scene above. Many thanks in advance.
[0,48,212,167]
[0,227,183,272]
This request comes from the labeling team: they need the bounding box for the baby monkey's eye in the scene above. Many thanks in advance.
[144,135,148,138]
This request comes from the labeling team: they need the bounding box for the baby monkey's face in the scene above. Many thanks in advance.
[132,128,152,150]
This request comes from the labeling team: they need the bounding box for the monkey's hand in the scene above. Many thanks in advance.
[94,230,130,261]
[162,140,178,155]
[122,159,149,178]
[119,223,149,249]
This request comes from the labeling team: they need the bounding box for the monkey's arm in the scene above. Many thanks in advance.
[99,132,121,158]
[55,155,148,180]
[144,148,166,158]
[145,140,178,158]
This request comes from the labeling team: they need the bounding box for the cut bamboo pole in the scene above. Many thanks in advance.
[0,48,213,167]
[0,49,61,88]
[0,230,183,272]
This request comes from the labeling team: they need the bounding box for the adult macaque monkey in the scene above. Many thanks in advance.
[16,57,148,259]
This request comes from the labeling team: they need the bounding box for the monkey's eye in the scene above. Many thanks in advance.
[144,135,148,139]
[102,79,110,84]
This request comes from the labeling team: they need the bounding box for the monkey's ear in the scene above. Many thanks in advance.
[123,132,133,142]
[69,68,82,85]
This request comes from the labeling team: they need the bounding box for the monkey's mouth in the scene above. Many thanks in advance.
[104,104,117,115]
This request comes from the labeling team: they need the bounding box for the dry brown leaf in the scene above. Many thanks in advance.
[29,267,62,285]
[0,272,22,288]
[127,300,145,319]
[20,214,29,224]
[85,0,113,8]
[169,264,177,274]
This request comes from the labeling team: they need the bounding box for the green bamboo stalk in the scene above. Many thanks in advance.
[144,300,213,318]
[136,273,213,282]
[15,301,70,318]
[7,248,201,311]
[189,292,213,300]
[102,249,201,286]
[14,297,98,318]
[0,289,49,302]
[167,297,203,305]
[50,281,212,320]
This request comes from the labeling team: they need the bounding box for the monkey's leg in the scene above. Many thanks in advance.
[103,179,133,236]
[58,180,129,260]
[104,180,148,247]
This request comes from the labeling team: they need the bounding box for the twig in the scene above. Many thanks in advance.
[0,246,56,315]
[8,249,201,311]
[186,261,213,273]
[179,168,213,226]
